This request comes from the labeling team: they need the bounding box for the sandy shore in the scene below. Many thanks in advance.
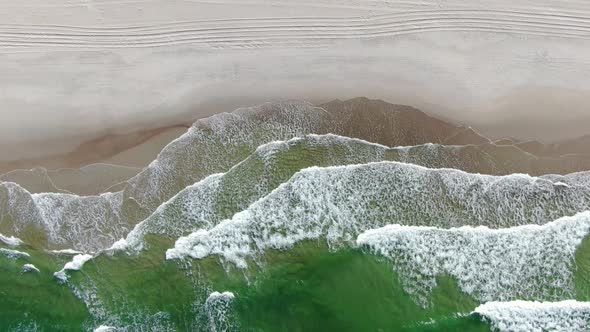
[0,125,189,173]
[0,0,590,168]
[1,0,590,162]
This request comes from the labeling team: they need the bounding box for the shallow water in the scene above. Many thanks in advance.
[2,124,590,331]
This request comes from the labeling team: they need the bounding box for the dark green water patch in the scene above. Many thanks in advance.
[575,234,590,300]
[210,242,484,332]
[0,246,89,331]
[72,239,204,330]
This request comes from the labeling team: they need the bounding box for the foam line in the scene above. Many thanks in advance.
[473,300,590,332]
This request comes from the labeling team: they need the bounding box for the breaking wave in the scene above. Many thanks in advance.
[473,300,590,332]
[357,212,590,306]
[166,161,590,267]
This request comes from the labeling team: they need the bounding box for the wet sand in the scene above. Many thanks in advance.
[0,125,189,174]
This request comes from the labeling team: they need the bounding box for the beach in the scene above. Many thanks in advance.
[2,0,590,165]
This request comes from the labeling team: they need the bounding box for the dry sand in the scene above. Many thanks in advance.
[1,0,590,163]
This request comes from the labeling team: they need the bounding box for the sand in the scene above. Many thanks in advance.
[0,125,189,173]
[1,0,590,162]
[102,127,190,167]
[0,164,142,195]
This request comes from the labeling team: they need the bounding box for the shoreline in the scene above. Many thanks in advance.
[0,124,190,174]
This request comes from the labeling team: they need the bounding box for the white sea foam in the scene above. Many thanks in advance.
[31,191,126,251]
[107,238,130,252]
[22,263,40,273]
[207,291,235,301]
[166,161,590,267]
[356,212,590,306]
[0,181,128,252]
[0,233,23,246]
[53,254,93,282]
[47,249,84,255]
[205,291,236,332]
[112,173,225,253]
[474,300,590,332]
[93,326,117,332]
[0,248,30,260]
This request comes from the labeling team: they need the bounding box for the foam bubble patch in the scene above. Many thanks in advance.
[357,212,590,306]
[474,300,590,332]
[166,161,590,267]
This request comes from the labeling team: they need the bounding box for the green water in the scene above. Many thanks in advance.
[227,243,481,332]
[0,239,498,331]
[10,234,590,331]
[2,133,590,331]
[575,235,590,300]
[0,247,87,330]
